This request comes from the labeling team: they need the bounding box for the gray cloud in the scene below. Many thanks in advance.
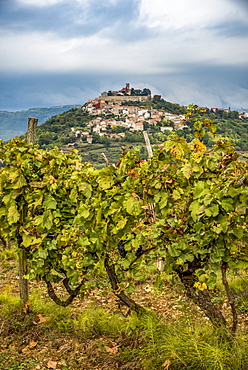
[0,0,247,112]
[0,0,142,39]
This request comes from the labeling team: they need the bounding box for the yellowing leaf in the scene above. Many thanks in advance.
[105,345,119,354]
[123,197,141,216]
[162,359,171,370]
[33,313,48,325]
[22,340,38,352]
[97,177,114,190]
[47,360,57,369]
[7,202,20,224]
[78,182,92,198]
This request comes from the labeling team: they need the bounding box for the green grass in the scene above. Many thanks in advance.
[0,287,248,370]
[0,285,22,317]
[0,352,39,370]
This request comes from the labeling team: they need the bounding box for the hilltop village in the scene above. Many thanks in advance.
[30,83,247,166]
[70,84,187,144]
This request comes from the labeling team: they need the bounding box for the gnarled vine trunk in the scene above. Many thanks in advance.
[175,261,226,328]
[104,256,145,315]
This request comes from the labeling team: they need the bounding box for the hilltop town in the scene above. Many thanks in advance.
[71,83,187,144]
[28,83,247,167]
[68,83,247,146]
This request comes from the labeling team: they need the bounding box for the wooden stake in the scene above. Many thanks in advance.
[18,117,38,305]
[101,152,110,166]
[27,117,38,144]
[143,131,153,158]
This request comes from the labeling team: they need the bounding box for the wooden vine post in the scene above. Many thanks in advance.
[143,131,156,222]
[19,117,38,305]
[143,131,153,159]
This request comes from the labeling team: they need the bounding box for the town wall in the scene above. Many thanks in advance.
[100,94,151,103]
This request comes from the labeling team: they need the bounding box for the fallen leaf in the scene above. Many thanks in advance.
[47,359,57,369]
[22,301,31,314]
[105,345,119,355]
[33,314,48,325]
[22,340,38,353]
[29,340,38,348]
[37,314,47,324]
[162,359,171,369]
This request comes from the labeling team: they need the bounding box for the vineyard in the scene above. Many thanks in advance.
[0,107,248,369]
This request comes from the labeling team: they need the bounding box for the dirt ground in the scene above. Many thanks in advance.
[0,260,247,370]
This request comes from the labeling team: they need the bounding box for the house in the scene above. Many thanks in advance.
[161,127,174,132]
[176,124,188,130]
[131,122,144,131]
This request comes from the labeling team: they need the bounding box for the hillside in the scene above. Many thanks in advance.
[2,95,247,167]
[0,105,80,141]
[30,99,248,168]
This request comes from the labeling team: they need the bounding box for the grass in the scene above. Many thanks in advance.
[0,285,22,317]
[1,287,248,370]
[0,352,39,370]
[0,247,248,369]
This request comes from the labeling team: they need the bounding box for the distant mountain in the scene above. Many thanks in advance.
[0,105,81,141]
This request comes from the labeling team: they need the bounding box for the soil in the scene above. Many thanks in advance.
[0,260,248,370]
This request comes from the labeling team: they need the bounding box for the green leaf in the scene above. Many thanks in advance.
[168,244,181,257]
[43,195,57,210]
[132,234,142,249]
[228,188,238,198]
[78,208,90,219]
[153,193,161,203]
[77,236,91,246]
[194,222,203,232]
[229,260,248,270]
[22,234,34,248]
[172,189,181,200]
[181,163,193,179]
[123,197,141,216]
[231,227,244,239]
[112,218,128,234]
[205,203,219,217]
[69,187,78,202]
[180,253,194,262]
[12,173,27,189]
[0,207,6,217]
[37,249,48,259]
[203,194,214,206]
[220,198,234,212]
[44,240,56,250]
[7,202,20,224]
[42,210,53,230]
[159,193,168,208]
[3,193,12,205]
[78,182,92,198]
[189,200,201,222]
[208,123,216,134]
[97,177,114,190]
[193,181,207,199]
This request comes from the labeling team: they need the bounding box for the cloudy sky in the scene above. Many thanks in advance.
[0,0,248,111]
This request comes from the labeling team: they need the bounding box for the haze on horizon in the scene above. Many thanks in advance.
[0,0,248,112]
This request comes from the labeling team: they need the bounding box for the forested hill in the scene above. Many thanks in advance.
[0,105,80,141]
[28,99,248,168]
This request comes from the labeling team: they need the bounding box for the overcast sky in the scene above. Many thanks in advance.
[0,0,248,111]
